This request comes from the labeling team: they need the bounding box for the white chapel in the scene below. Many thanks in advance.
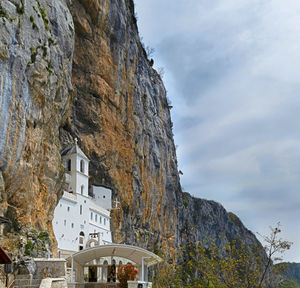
[53,140,113,258]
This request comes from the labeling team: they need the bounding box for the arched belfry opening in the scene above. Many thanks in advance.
[80,160,85,173]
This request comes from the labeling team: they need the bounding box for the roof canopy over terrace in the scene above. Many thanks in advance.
[67,244,162,267]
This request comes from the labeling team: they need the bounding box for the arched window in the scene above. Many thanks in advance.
[80,160,85,173]
[81,185,84,195]
[80,205,82,215]
[79,231,84,251]
[68,159,71,171]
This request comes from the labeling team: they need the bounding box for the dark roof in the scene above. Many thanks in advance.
[61,144,89,161]
[0,247,12,264]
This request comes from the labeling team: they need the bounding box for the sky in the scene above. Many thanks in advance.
[135,0,300,262]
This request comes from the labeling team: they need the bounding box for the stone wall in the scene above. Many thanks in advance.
[33,258,66,279]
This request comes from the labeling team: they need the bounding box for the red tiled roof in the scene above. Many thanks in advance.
[0,247,12,264]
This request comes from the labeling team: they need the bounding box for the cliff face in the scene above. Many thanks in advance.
[178,193,263,251]
[279,263,300,285]
[61,0,263,257]
[0,0,264,261]
[0,0,74,250]
[60,0,181,255]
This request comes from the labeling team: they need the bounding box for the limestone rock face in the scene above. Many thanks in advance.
[61,0,181,255]
[0,0,265,262]
[0,0,74,247]
[62,0,264,258]
[178,193,263,251]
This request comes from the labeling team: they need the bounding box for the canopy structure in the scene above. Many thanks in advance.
[68,244,162,267]
[67,244,162,284]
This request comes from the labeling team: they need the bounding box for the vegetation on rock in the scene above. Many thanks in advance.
[279,263,300,287]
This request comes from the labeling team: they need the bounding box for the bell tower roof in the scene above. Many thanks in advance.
[61,139,89,161]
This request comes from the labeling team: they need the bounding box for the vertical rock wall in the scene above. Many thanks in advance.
[61,0,181,256]
[64,0,264,258]
[0,0,74,250]
[0,0,265,262]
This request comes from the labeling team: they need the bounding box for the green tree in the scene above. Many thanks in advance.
[153,223,292,288]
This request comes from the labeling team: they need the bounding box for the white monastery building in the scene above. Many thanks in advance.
[53,140,113,258]
[51,140,162,286]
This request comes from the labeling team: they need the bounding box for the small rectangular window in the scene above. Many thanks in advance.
[71,223,74,228]
[100,217,102,224]
[64,220,66,226]
[80,205,82,215]
[67,207,70,212]
[91,212,93,220]
[95,214,97,221]
[104,218,106,225]
[68,159,71,171]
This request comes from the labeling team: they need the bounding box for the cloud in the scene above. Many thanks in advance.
[136,0,300,262]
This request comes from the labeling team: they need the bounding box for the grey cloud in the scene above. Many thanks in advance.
[136,0,300,262]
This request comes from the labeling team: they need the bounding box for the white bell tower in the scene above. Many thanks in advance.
[62,138,89,196]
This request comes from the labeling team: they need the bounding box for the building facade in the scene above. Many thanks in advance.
[53,142,112,258]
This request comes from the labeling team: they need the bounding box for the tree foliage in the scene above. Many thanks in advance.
[153,223,292,288]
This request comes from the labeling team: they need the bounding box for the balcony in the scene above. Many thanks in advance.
[62,191,77,203]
